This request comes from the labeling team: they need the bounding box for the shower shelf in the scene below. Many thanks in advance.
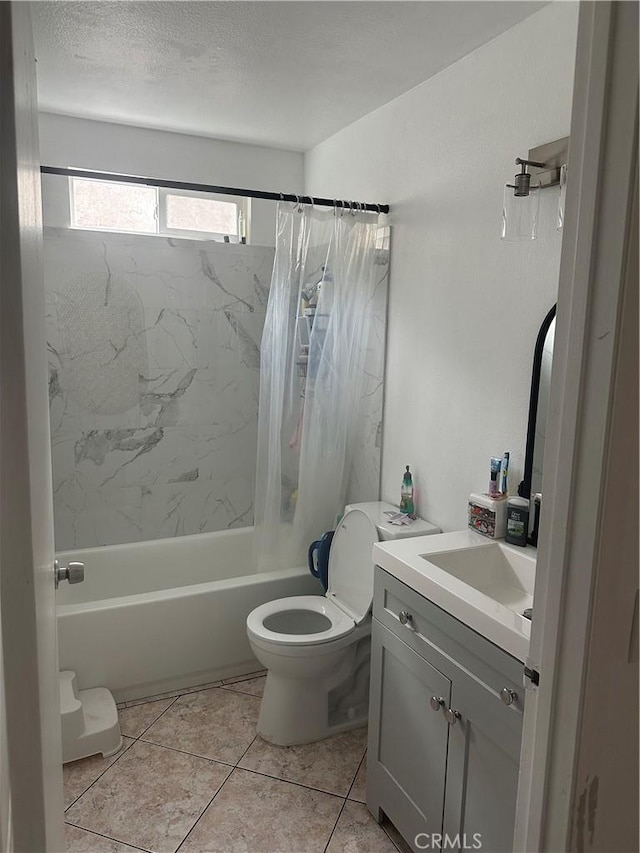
[295,311,328,381]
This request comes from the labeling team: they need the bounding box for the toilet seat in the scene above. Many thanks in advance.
[247,595,356,647]
[248,508,380,653]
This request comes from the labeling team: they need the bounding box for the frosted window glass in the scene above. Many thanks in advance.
[166,194,238,235]
[72,179,157,233]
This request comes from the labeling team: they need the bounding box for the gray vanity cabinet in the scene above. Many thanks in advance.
[368,625,451,845]
[443,670,523,851]
[368,568,524,853]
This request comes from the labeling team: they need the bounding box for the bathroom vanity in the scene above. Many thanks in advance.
[367,531,535,853]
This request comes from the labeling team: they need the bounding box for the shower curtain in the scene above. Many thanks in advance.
[254,202,380,571]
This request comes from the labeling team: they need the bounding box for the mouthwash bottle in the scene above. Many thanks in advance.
[400,466,415,515]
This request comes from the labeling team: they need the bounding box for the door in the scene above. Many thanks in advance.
[443,672,523,853]
[516,2,639,849]
[368,624,450,851]
[0,3,65,851]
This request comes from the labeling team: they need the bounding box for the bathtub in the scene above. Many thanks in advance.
[56,527,319,703]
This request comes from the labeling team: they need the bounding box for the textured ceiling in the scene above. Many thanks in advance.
[32,1,546,151]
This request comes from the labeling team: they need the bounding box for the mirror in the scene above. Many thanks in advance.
[519,305,557,504]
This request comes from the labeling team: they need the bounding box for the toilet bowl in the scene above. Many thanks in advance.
[247,501,440,745]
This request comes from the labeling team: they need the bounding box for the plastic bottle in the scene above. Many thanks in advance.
[506,497,530,546]
[400,466,415,515]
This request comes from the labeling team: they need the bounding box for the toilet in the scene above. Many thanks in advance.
[246,501,440,745]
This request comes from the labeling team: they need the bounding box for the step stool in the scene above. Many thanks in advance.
[60,670,122,764]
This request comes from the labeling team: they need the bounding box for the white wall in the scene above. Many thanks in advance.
[38,113,304,246]
[305,2,579,533]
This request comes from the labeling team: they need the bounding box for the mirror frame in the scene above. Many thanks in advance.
[519,303,557,500]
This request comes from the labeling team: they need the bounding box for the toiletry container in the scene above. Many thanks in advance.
[400,466,415,514]
[506,497,530,546]
[529,493,542,546]
[489,457,502,497]
[468,492,508,539]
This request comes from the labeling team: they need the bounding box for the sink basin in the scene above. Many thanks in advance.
[372,530,537,661]
[421,543,533,615]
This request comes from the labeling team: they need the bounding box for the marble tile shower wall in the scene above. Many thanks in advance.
[45,228,274,550]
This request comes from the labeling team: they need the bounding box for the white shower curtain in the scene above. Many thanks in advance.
[254,202,380,571]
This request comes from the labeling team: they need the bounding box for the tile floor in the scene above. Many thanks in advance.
[63,672,411,853]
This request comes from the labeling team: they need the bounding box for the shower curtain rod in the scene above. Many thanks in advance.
[40,166,390,214]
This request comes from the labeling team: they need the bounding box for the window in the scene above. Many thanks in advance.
[70,178,157,234]
[159,188,247,241]
[69,177,249,242]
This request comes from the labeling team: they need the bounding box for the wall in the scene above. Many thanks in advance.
[38,113,305,246]
[45,227,273,549]
[305,2,579,532]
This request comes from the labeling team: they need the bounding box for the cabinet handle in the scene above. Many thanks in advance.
[430,696,445,711]
[398,610,413,626]
[500,687,518,706]
[444,708,461,725]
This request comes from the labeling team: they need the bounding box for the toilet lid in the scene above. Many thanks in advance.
[327,508,379,624]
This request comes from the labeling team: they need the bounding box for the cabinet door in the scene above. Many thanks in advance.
[443,671,524,852]
[368,622,451,849]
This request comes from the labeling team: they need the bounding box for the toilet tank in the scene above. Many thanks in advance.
[344,501,440,542]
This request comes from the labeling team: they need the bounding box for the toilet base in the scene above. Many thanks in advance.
[253,634,371,746]
[257,670,369,746]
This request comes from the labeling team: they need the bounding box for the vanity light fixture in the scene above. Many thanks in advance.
[508,158,546,197]
[501,136,569,242]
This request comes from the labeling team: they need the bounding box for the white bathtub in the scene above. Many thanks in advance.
[56,528,319,703]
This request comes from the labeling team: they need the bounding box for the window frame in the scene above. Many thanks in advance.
[68,176,251,243]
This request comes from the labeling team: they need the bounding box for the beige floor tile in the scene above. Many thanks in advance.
[117,698,175,738]
[63,738,134,809]
[348,752,367,803]
[220,675,266,697]
[180,768,342,853]
[142,687,260,763]
[239,726,367,797]
[326,802,399,853]
[66,823,145,852]
[65,740,231,853]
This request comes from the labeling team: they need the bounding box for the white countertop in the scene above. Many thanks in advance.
[372,529,536,662]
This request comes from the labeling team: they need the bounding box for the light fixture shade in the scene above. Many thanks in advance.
[501,183,540,241]
[557,163,567,231]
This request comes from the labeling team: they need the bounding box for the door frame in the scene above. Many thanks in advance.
[514,1,638,849]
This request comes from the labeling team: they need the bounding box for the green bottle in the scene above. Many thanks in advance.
[400,466,415,515]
